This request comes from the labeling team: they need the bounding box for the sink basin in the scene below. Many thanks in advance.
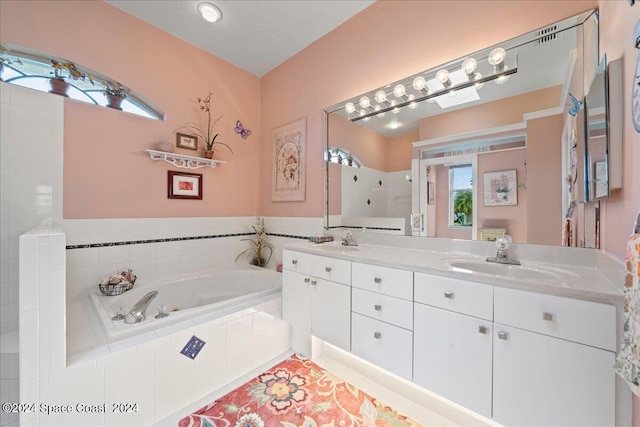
[448,261,577,281]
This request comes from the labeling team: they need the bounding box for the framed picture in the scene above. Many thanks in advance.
[483,169,518,206]
[176,133,198,151]
[272,117,306,202]
[168,171,202,200]
[427,181,435,204]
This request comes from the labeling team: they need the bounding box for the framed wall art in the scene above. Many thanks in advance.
[168,171,202,200]
[176,132,198,151]
[271,117,306,202]
[483,169,518,206]
[427,181,435,204]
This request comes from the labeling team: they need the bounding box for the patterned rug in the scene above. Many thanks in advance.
[179,353,420,427]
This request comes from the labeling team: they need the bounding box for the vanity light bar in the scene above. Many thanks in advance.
[350,66,517,122]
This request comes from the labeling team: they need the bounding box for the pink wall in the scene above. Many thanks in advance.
[477,149,528,243]
[0,0,262,218]
[385,132,417,172]
[260,0,597,218]
[328,114,387,171]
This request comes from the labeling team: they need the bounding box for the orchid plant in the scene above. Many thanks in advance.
[101,80,131,98]
[179,91,233,154]
[235,217,274,267]
[50,59,91,82]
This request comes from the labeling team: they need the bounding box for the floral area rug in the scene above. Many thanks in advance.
[179,353,421,427]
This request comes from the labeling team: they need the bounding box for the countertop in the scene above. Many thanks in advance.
[283,241,623,304]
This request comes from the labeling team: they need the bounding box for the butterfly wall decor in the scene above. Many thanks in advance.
[234,121,251,139]
[568,93,583,116]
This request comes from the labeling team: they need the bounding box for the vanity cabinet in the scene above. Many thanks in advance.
[282,250,351,351]
[413,273,493,418]
[351,262,414,380]
[492,287,616,426]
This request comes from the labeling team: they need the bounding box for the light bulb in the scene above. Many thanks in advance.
[359,109,366,117]
[473,73,484,89]
[393,84,406,98]
[375,90,387,104]
[390,100,400,114]
[461,58,477,75]
[495,66,510,84]
[413,76,426,91]
[345,102,356,114]
[359,96,370,109]
[198,2,222,22]
[436,69,451,87]
[408,94,418,109]
[488,47,506,66]
[374,105,386,117]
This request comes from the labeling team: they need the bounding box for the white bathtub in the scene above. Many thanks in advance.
[89,267,282,343]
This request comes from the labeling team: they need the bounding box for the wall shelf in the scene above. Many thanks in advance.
[146,149,225,169]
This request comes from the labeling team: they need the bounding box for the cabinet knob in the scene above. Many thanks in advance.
[444,291,454,299]
[543,312,554,321]
[374,332,382,339]
[304,278,310,283]
[325,267,332,272]
[374,277,382,284]
[478,326,488,334]
[292,260,298,265]
[497,331,508,340]
[374,305,382,311]
[310,280,317,285]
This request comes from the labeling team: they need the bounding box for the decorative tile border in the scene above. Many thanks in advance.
[326,226,402,231]
[65,232,310,250]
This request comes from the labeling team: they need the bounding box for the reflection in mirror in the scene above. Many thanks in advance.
[325,9,601,247]
[584,56,608,201]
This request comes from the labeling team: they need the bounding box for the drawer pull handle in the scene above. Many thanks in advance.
[374,305,382,311]
[497,331,508,340]
[292,260,298,265]
[478,326,488,334]
[304,278,310,283]
[543,312,554,321]
[325,267,332,272]
[310,280,317,285]
[374,332,382,339]
[374,277,382,284]
[444,291,454,299]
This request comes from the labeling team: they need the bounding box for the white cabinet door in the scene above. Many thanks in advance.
[282,270,311,332]
[311,278,351,351]
[413,303,493,418]
[493,324,615,427]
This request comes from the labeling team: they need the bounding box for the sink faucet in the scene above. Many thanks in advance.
[486,235,520,265]
[124,291,158,324]
[341,230,358,246]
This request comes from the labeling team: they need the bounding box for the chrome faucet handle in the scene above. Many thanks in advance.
[496,234,512,251]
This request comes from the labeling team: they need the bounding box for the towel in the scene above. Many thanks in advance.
[614,234,640,397]
[562,218,572,247]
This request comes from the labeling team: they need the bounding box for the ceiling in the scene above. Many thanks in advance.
[106,0,375,77]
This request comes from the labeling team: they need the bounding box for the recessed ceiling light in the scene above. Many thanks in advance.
[198,2,222,23]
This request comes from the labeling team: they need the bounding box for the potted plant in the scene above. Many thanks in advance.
[453,189,473,226]
[101,80,130,110]
[235,217,274,267]
[178,91,233,159]
[0,45,22,81]
[49,59,89,97]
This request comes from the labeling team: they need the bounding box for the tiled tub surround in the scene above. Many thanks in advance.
[15,217,329,427]
[283,239,630,426]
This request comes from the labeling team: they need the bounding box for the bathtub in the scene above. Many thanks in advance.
[89,267,282,343]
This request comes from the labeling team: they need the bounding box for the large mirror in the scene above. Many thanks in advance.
[325,9,601,248]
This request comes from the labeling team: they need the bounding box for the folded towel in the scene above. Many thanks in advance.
[615,234,640,397]
[309,235,334,244]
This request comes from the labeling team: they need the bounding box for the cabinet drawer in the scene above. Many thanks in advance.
[310,254,351,285]
[494,287,616,351]
[414,273,493,320]
[352,262,413,300]
[283,250,313,275]
[352,288,413,330]
[352,313,413,380]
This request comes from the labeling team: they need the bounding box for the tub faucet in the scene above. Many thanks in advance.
[486,235,520,265]
[341,230,358,246]
[124,291,158,324]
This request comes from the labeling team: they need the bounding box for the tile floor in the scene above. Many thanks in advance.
[155,350,498,427]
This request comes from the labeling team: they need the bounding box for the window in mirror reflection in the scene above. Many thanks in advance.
[449,165,473,228]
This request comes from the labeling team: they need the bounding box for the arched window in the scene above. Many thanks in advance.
[0,46,165,120]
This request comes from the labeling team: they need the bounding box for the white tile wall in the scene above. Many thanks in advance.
[0,82,63,336]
